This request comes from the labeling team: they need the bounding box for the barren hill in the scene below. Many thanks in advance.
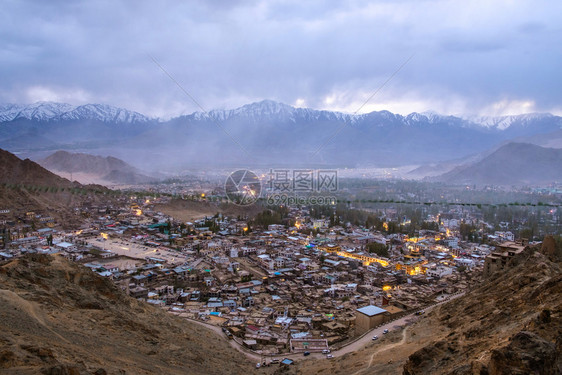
[0,149,73,188]
[0,149,111,227]
[39,151,156,185]
[0,254,253,375]
[435,142,562,185]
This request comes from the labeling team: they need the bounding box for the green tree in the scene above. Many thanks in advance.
[519,228,534,240]
[366,242,389,257]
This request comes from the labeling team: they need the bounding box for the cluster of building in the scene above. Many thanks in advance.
[0,195,500,355]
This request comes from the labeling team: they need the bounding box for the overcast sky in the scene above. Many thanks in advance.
[1,0,561,118]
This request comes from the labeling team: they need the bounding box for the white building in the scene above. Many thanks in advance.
[426,266,453,278]
[56,241,77,252]
[494,231,515,242]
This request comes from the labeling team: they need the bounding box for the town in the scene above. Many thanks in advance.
[2,180,554,360]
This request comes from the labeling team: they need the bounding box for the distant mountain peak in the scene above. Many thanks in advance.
[0,102,152,123]
[244,99,292,109]
[463,113,555,130]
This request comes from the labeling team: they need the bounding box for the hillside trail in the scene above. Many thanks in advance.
[352,325,411,375]
[0,289,71,344]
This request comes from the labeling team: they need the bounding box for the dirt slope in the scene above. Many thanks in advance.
[0,254,253,375]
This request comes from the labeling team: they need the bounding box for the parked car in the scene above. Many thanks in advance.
[322,349,331,354]
[256,363,261,368]
[326,354,334,359]
[372,335,378,340]
[303,351,311,356]
[383,329,389,334]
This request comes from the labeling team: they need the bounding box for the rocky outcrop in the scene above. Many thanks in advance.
[403,339,460,375]
[488,331,559,375]
[541,235,561,262]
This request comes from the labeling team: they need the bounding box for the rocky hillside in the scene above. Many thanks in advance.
[402,247,561,375]
[0,254,253,375]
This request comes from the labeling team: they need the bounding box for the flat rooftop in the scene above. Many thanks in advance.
[357,305,387,316]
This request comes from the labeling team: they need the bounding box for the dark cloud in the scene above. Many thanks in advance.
[0,0,560,117]
[440,37,507,53]
[517,22,546,34]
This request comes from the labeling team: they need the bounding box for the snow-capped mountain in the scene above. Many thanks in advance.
[182,100,559,132]
[464,113,556,131]
[0,99,558,130]
[0,102,151,123]
[1,99,561,169]
[187,100,355,123]
[186,100,455,126]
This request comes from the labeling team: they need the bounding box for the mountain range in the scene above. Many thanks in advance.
[1,100,561,172]
[0,102,150,123]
